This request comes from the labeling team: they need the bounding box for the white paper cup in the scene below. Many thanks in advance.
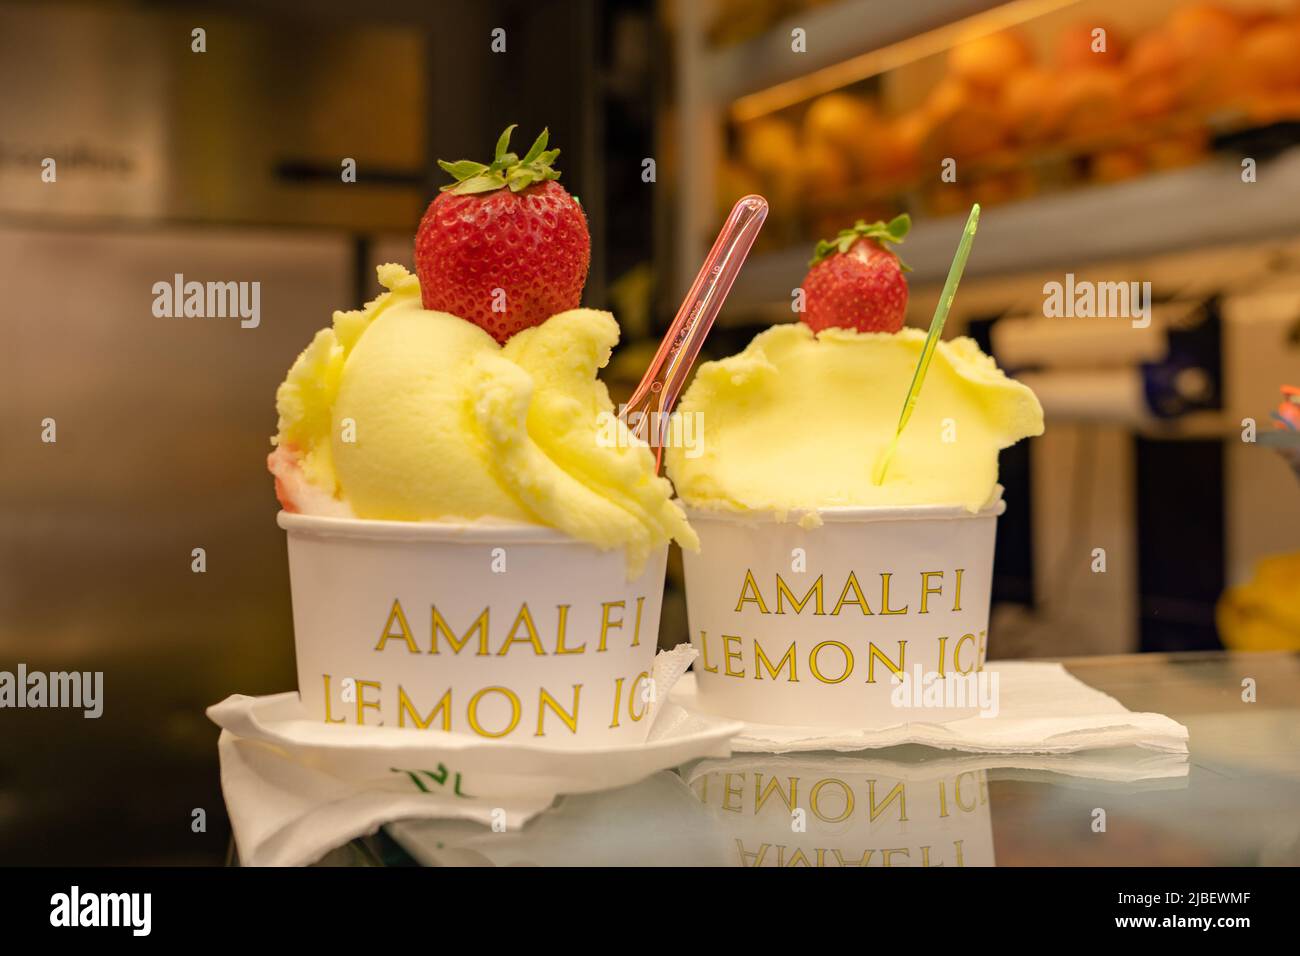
[685,753,995,867]
[681,500,1005,729]
[279,512,667,749]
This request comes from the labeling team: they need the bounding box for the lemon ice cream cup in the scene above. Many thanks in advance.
[268,266,696,745]
[681,501,1002,727]
[665,323,1042,729]
[282,513,669,747]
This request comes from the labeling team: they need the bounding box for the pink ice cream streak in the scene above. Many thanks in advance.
[267,445,353,518]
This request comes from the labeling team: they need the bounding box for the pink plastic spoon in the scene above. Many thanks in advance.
[621,194,769,471]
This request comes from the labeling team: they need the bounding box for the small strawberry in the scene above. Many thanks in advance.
[800,214,911,334]
[414,125,591,344]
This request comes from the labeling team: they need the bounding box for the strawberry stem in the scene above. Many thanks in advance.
[810,213,911,270]
[437,125,562,196]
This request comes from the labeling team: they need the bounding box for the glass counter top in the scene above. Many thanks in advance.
[309,651,1300,867]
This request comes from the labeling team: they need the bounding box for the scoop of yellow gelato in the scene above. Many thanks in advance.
[271,264,696,574]
[664,323,1043,513]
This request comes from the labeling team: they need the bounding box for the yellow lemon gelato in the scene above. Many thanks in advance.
[270,264,696,574]
[664,323,1043,513]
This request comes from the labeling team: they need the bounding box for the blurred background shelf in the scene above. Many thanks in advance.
[704,0,1003,102]
[677,0,1300,300]
[727,145,1300,312]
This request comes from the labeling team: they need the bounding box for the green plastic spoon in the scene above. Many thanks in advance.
[872,203,981,486]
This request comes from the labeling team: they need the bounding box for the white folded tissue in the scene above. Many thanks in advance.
[208,644,741,867]
[671,661,1190,755]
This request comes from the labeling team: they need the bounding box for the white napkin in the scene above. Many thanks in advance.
[209,645,743,867]
[671,661,1190,755]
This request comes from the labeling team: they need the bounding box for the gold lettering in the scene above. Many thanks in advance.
[597,601,625,651]
[955,771,977,812]
[398,686,451,730]
[937,635,949,677]
[628,671,651,722]
[498,604,545,656]
[754,774,797,813]
[882,848,910,866]
[375,599,419,653]
[919,571,943,614]
[953,633,976,674]
[322,674,345,724]
[554,605,585,654]
[775,574,824,615]
[536,684,581,736]
[723,635,745,678]
[783,847,812,867]
[880,572,908,614]
[466,686,521,738]
[631,595,644,647]
[830,572,872,615]
[693,776,708,802]
[809,641,853,684]
[735,570,770,614]
[609,676,624,728]
[953,568,964,611]
[355,679,382,725]
[698,630,719,673]
[809,778,854,824]
[867,779,908,822]
[865,640,906,684]
[736,840,769,866]
[722,774,746,814]
[431,606,490,656]
[832,848,873,867]
[753,639,798,682]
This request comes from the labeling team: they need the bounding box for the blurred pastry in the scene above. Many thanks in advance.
[738,116,802,208]
[1054,20,1127,72]
[947,29,1033,93]
[800,138,854,198]
[1239,18,1300,94]
[803,92,881,176]
[968,169,1035,207]
[925,180,971,216]
[715,159,764,222]
[1001,67,1056,144]
[1143,130,1208,171]
[871,113,923,182]
[1166,3,1246,108]
[1050,68,1128,142]
[919,77,1007,161]
[738,116,800,181]
[1091,147,1147,184]
[1166,3,1245,59]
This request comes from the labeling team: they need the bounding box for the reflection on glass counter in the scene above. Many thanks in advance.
[328,653,1300,867]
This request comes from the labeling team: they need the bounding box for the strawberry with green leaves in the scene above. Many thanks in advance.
[415,125,591,344]
[801,214,911,334]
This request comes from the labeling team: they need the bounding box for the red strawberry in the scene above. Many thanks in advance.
[800,214,911,334]
[414,125,591,344]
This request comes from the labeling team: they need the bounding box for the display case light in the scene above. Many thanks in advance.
[730,0,1080,123]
